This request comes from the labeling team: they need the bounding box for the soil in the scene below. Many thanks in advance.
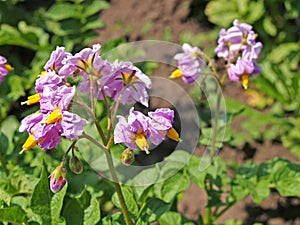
[95,0,300,224]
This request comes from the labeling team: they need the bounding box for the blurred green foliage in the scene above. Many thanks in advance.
[0,0,109,123]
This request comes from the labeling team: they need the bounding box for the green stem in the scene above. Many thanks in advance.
[81,134,133,224]
[214,201,235,219]
[105,150,133,225]
[203,178,213,225]
[204,207,212,225]
[61,140,77,165]
[199,52,218,80]
[88,72,107,145]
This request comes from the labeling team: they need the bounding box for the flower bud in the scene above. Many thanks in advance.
[69,155,83,174]
[121,149,135,166]
[49,164,67,193]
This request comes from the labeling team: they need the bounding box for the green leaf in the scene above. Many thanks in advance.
[30,162,51,225]
[102,212,125,225]
[0,206,27,224]
[0,24,38,49]
[127,167,159,197]
[187,155,207,188]
[112,186,138,217]
[51,184,68,225]
[155,172,190,203]
[8,75,25,100]
[252,179,270,203]
[82,0,109,17]
[267,43,300,64]
[136,198,170,225]
[276,178,300,197]
[62,197,83,225]
[0,188,11,206]
[158,211,194,225]
[263,17,277,36]
[83,192,101,225]
[81,19,104,32]
[205,0,238,27]
[246,0,264,23]
[45,3,78,21]
[62,187,101,225]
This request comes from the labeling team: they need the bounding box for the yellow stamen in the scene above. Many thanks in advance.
[20,135,38,154]
[21,93,40,105]
[167,127,179,142]
[123,72,137,84]
[241,74,249,90]
[46,108,62,124]
[135,133,150,154]
[77,60,86,70]
[169,69,183,79]
[4,64,12,72]
[39,71,47,77]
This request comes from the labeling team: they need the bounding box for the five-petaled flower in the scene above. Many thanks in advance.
[114,107,179,154]
[170,43,205,84]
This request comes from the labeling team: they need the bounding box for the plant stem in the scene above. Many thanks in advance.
[82,125,133,224]
[215,201,235,219]
[88,72,107,145]
[209,84,222,159]
[204,207,212,225]
[105,150,133,225]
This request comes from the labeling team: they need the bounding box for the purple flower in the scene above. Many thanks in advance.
[114,108,151,153]
[0,55,12,83]
[19,113,44,134]
[78,58,114,100]
[110,61,152,107]
[50,164,67,193]
[114,107,179,154]
[44,46,74,78]
[62,44,102,77]
[39,85,75,113]
[228,57,261,89]
[60,111,87,140]
[34,124,62,150]
[19,113,62,151]
[215,19,262,62]
[170,43,205,84]
[148,108,174,144]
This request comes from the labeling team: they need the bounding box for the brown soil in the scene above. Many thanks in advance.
[95,0,300,224]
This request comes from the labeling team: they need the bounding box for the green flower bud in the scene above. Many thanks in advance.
[121,149,135,166]
[69,155,83,174]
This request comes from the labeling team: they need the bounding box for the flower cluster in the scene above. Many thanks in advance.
[19,47,87,152]
[19,44,153,153]
[0,55,12,83]
[170,43,205,84]
[215,19,263,89]
[114,107,179,154]
[64,44,151,107]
